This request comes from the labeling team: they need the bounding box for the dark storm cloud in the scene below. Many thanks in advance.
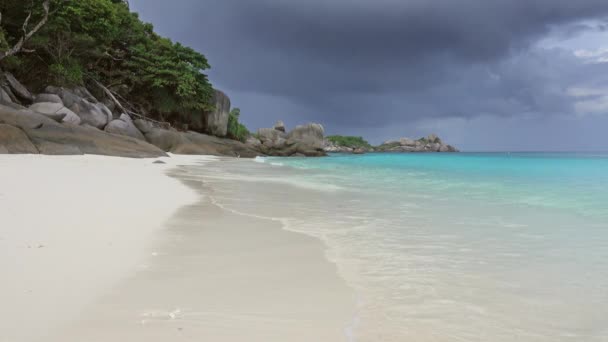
[130,0,608,149]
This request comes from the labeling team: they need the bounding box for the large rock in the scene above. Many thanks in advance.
[105,114,145,140]
[133,119,155,134]
[245,136,262,147]
[72,86,98,103]
[257,128,287,148]
[128,127,187,153]
[1,103,262,158]
[399,138,416,146]
[255,122,326,157]
[0,88,13,104]
[204,89,230,137]
[0,84,19,103]
[139,125,260,158]
[184,131,261,158]
[376,134,458,153]
[0,88,24,110]
[273,120,286,132]
[69,98,112,129]
[286,123,325,150]
[0,104,55,129]
[0,104,166,158]
[427,134,441,144]
[29,102,81,125]
[34,93,63,104]
[3,72,33,102]
[0,124,39,154]
[45,86,112,128]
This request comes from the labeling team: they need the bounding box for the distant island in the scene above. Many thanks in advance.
[0,0,458,157]
[324,135,458,154]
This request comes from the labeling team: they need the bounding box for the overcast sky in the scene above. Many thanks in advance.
[130,0,608,151]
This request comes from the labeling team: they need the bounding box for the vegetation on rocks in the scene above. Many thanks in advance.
[227,108,250,142]
[326,135,372,149]
[0,0,219,130]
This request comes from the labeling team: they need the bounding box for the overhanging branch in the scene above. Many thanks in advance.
[0,0,51,61]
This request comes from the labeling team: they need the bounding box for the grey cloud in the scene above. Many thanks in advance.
[131,0,608,150]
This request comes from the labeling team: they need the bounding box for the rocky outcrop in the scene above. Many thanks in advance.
[245,136,262,147]
[45,86,113,129]
[323,140,373,154]
[0,124,39,154]
[204,89,231,137]
[1,88,13,104]
[257,128,287,148]
[34,94,63,104]
[0,86,26,110]
[3,72,34,103]
[0,74,324,159]
[29,102,81,125]
[105,114,145,140]
[134,119,259,157]
[288,123,324,146]
[253,122,326,157]
[184,131,260,158]
[0,105,167,158]
[376,134,458,153]
[273,120,286,133]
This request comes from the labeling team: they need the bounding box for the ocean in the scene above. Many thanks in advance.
[191,152,608,341]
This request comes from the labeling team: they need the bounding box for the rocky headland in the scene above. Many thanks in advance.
[0,71,325,158]
[0,74,456,159]
[0,1,459,159]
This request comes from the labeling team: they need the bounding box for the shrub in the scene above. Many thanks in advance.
[227,108,250,142]
[327,135,372,148]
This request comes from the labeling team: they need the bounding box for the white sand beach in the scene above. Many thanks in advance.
[0,154,354,342]
[0,154,201,341]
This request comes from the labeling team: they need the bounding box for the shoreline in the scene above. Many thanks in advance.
[53,158,355,341]
[1,154,355,341]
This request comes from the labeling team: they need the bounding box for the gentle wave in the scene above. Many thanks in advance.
[192,154,608,341]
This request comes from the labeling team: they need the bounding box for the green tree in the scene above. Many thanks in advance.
[0,0,214,128]
[227,108,250,142]
[327,135,372,149]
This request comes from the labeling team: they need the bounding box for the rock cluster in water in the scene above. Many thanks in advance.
[323,134,459,154]
[323,141,370,154]
[246,121,327,157]
[376,134,459,152]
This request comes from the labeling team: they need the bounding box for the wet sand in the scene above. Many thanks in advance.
[35,160,354,341]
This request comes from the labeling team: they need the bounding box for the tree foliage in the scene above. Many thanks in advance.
[0,0,214,123]
[227,108,250,142]
[327,135,372,148]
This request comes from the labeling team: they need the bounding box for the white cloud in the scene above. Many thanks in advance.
[568,87,608,115]
[574,48,608,63]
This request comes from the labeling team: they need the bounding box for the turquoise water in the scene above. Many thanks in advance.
[200,153,608,341]
[274,152,608,220]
